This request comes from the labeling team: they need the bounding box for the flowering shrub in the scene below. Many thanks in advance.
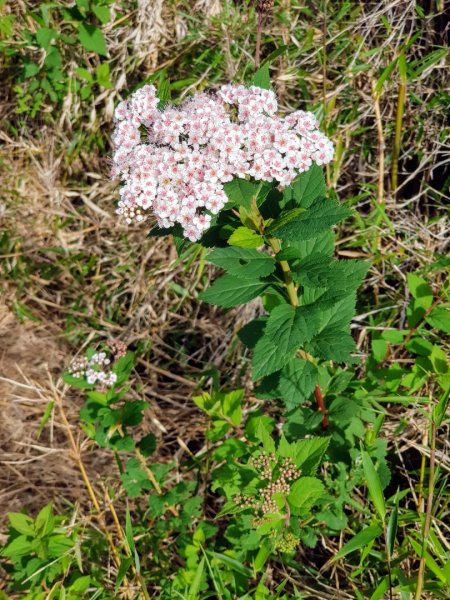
[111,81,333,241]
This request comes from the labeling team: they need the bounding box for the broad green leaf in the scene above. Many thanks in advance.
[250,64,271,90]
[288,477,324,515]
[228,226,263,248]
[1,535,33,558]
[361,451,386,523]
[252,304,321,379]
[306,326,356,362]
[278,231,335,261]
[78,23,107,56]
[290,164,326,208]
[279,358,318,409]
[255,419,276,454]
[426,306,450,333]
[200,274,267,308]
[7,513,34,536]
[207,247,275,279]
[406,273,433,327]
[92,4,110,24]
[223,178,260,210]
[36,27,57,50]
[272,197,352,241]
[96,62,112,88]
[35,502,54,537]
[265,208,304,234]
[293,437,330,474]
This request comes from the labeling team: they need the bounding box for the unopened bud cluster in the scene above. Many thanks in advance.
[112,83,333,241]
[68,350,119,387]
[235,453,301,518]
[271,530,299,553]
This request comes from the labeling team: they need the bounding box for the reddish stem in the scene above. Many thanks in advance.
[314,384,329,430]
[255,11,262,67]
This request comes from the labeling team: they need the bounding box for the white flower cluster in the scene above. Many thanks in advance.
[68,352,117,387]
[112,83,334,241]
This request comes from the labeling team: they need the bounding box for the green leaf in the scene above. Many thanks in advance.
[200,274,267,308]
[253,540,271,572]
[409,537,447,583]
[207,247,275,279]
[138,433,157,457]
[36,27,57,50]
[78,23,107,56]
[252,304,321,379]
[306,326,356,362]
[223,178,260,210]
[387,497,398,558]
[92,4,110,24]
[333,524,383,560]
[279,358,318,409]
[1,535,33,558]
[228,226,263,248]
[272,197,352,241]
[35,502,54,537]
[95,62,112,88]
[290,164,326,208]
[406,273,434,327]
[361,451,386,523]
[188,556,206,600]
[255,419,276,454]
[250,64,271,90]
[426,306,450,333]
[288,477,324,515]
[278,231,335,261]
[293,437,330,474]
[7,513,34,536]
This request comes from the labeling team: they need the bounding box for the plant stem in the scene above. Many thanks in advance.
[372,81,385,207]
[391,78,406,195]
[267,237,299,307]
[255,11,263,68]
[314,384,329,430]
[414,400,437,600]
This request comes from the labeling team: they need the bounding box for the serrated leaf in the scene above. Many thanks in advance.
[426,306,450,333]
[7,513,34,536]
[78,23,107,56]
[252,304,321,379]
[288,477,324,514]
[306,325,356,362]
[279,358,318,409]
[200,274,267,308]
[228,226,263,248]
[223,178,260,210]
[272,197,352,241]
[278,231,335,261]
[207,247,275,279]
[293,437,330,474]
[290,164,326,208]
